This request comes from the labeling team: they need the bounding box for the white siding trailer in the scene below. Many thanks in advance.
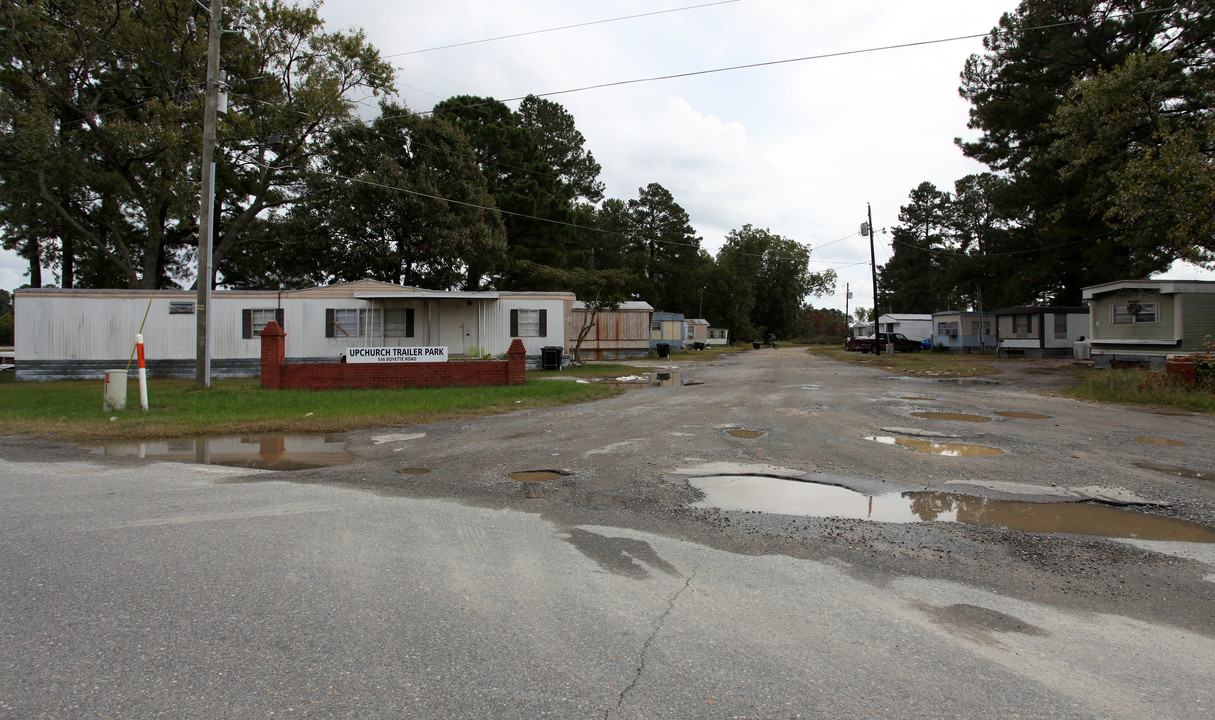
[15,280,575,380]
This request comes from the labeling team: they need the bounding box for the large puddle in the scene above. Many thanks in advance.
[689,476,1215,543]
[91,435,355,471]
[911,412,991,423]
[865,435,1004,457]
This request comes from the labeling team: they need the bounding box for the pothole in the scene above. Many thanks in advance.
[994,411,1052,419]
[688,476,1215,543]
[1135,463,1215,482]
[396,468,431,475]
[900,396,936,401]
[1135,437,1186,447]
[727,429,765,439]
[911,412,992,423]
[508,470,570,482]
[90,435,355,471]
[865,435,1004,456]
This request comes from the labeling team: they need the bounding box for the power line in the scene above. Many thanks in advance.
[443,8,1171,104]
[385,0,742,57]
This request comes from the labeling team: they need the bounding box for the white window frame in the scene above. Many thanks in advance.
[516,309,542,337]
[1113,302,1156,324]
[249,308,277,337]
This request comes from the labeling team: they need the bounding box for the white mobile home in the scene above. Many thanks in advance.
[876,314,933,341]
[15,280,575,380]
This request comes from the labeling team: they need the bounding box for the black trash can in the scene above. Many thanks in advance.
[695,342,706,351]
[752,341,761,350]
[541,346,563,371]
[655,343,671,359]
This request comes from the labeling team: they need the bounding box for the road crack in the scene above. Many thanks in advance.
[605,567,698,719]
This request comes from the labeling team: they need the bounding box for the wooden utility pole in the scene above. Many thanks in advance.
[866,203,878,334]
[195,0,224,389]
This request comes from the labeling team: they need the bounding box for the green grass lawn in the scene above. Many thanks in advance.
[1058,367,1215,413]
[0,373,619,442]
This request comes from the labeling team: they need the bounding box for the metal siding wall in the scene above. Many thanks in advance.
[1182,293,1215,349]
[496,297,569,355]
[1092,293,1175,341]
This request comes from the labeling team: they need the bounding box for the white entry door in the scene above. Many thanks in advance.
[438,301,479,355]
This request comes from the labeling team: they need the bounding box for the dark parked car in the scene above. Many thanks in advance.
[849,332,923,354]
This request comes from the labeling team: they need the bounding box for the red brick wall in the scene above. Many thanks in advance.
[261,324,527,390]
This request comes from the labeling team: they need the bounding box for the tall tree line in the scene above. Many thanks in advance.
[880,0,1213,313]
[0,0,836,342]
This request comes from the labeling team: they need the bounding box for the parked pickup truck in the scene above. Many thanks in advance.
[846,332,923,354]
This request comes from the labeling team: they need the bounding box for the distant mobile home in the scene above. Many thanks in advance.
[994,306,1090,359]
[876,313,933,341]
[650,312,686,351]
[568,300,653,360]
[15,280,575,380]
[931,310,995,352]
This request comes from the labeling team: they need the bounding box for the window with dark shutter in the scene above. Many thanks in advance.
[243,308,280,338]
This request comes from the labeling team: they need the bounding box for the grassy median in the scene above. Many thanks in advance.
[0,373,621,443]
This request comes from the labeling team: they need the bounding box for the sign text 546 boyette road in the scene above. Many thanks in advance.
[345,347,448,363]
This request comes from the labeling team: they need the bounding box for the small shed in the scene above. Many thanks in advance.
[994,306,1090,359]
[567,300,653,360]
[1081,279,1215,369]
[931,310,995,352]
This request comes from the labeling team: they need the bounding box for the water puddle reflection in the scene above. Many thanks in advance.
[689,476,1215,543]
[901,396,936,401]
[1135,463,1215,482]
[865,435,1004,456]
[1135,437,1186,447]
[396,467,431,475]
[911,412,992,423]
[994,411,1053,419]
[727,429,765,439]
[91,435,355,471]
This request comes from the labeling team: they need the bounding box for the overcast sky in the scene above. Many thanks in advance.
[4,0,1211,310]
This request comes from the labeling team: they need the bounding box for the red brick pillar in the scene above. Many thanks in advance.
[1165,357,1197,388]
[507,339,527,385]
[260,321,285,389]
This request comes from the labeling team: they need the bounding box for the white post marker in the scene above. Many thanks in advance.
[136,333,149,411]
